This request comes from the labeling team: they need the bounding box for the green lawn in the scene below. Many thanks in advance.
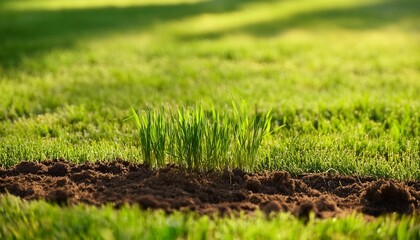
[1,195,419,240]
[1,0,420,238]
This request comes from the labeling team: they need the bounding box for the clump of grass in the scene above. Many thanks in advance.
[203,108,232,170]
[232,101,274,171]
[171,106,206,169]
[131,102,277,171]
[131,107,168,167]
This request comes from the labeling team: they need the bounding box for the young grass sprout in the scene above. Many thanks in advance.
[131,108,168,167]
[131,103,280,171]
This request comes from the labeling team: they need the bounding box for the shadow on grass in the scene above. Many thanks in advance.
[0,0,271,70]
[181,0,420,40]
[1,0,418,70]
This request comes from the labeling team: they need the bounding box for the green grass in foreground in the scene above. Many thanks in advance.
[1,195,419,240]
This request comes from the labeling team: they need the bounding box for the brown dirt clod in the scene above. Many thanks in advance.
[295,200,318,219]
[245,177,261,192]
[362,180,416,216]
[261,200,284,215]
[47,162,69,177]
[14,161,47,175]
[0,160,419,218]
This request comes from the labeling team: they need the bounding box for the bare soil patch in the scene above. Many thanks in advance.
[1,160,419,218]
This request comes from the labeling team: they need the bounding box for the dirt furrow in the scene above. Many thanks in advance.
[1,160,419,218]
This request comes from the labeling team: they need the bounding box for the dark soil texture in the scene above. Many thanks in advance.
[1,160,419,218]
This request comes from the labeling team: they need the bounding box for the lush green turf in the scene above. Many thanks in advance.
[1,195,419,240]
[1,0,420,238]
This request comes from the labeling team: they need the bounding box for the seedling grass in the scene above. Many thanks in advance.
[1,0,420,238]
[131,102,278,171]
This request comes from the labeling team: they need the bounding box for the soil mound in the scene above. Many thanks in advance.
[1,160,419,218]
[362,180,415,216]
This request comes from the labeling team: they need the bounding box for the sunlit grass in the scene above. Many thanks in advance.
[0,0,203,10]
[0,0,419,238]
[131,102,276,171]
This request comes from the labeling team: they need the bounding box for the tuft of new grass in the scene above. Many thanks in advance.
[131,107,168,167]
[131,102,279,171]
[231,100,276,171]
